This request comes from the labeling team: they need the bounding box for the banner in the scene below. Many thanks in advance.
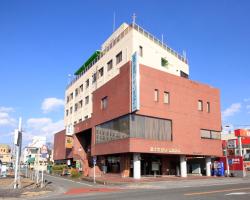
[65,136,73,149]
[131,52,140,112]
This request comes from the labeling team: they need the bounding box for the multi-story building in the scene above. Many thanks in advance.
[54,22,222,179]
[0,144,11,164]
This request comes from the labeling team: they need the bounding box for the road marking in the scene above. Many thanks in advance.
[184,187,250,196]
[45,174,93,187]
[226,192,248,195]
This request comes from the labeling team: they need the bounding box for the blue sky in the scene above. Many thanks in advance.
[1,0,250,145]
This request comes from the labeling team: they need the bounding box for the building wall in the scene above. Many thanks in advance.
[53,130,72,161]
[64,23,189,135]
[92,63,222,157]
[0,144,11,163]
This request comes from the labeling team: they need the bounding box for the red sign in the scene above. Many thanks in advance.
[228,156,244,171]
[234,129,250,137]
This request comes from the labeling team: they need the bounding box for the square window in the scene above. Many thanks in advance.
[164,92,170,104]
[154,89,159,102]
[107,59,113,71]
[161,57,168,67]
[207,102,210,113]
[139,46,143,57]
[80,84,83,92]
[85,96,89,105]
[101,96,108,110]
[116,51,122,64]
[86,79,89,88]
[79,100,83,108]
[198,100,203,111]
[98,67,104,77]
[74,103,78,112]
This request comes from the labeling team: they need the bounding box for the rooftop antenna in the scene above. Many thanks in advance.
[132,13,136,26]
[113,12,116,32]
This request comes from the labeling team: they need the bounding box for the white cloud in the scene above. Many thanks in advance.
[0,106,16,126]
[24,117,64,142]
[222,103,241,119]
[244,98,250,102]
[41,98,64,113]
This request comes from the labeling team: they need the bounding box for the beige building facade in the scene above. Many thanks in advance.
[64,22,189,135]
[0,144,11,164]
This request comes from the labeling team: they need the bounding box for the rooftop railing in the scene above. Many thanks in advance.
[67,23,188,88]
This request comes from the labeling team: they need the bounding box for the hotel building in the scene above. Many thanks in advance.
[53,22,222,178]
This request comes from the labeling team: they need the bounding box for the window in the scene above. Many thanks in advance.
[101,96,108,110]
[163,92,170,104]
[139,46,143,57]
[85,115,88,119]
[198,100,203,111]
[80,84,83,92]
[207,102,210,113]
[154,89,159,102]
[67,96,69,103]
[95,114,172,144]
[180,70,189,79]
[107,59,113,71]
[200,129,221,140]
[85,96,89,105]
[116,51,122,64]
[70,106,73,114]
[70,93,73,100]
[79,118,82,122]
[66,109,69,116]
[74,103,78,112]
[79,100,83,108]
[86,79,89,89]
[92,73,97,83]
[75,88,78,97]
[161,57,168,67]
[98,67,104,78]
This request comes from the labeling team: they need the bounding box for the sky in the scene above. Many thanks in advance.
[1,0,250,146]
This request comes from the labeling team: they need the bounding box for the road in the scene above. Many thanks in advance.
[34,174,250,200]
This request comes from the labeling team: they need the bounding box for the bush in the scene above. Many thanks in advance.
[70,168,81,178]
[52,164,68,175]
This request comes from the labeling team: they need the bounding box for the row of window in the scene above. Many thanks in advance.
[66,95,108,117]
[198,100,210,113]
[66,96,90,116]
[0,148,10,153]
[66,51,123,103]
[154,89,170,104]
[200,129,221,140]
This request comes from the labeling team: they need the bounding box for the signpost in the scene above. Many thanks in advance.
[14,118,22,189]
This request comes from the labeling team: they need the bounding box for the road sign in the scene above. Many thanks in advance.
[93,156,97,165]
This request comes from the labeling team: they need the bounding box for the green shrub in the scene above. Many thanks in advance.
[70,168,81,178]
[52,164,68,175]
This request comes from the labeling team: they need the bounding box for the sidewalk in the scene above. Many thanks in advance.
[81,173,231,185]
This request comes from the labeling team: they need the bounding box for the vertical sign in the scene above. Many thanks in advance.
[131,52,140,112]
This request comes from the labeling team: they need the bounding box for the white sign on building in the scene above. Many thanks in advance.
[131,52,140,112]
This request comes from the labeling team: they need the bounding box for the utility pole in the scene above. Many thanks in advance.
[14,118,22,189]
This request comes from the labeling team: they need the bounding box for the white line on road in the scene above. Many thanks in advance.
[45,174,93,187]
[226,192,248,195]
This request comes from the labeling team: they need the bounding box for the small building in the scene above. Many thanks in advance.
[0,144,11,165]
[54,22,222,179]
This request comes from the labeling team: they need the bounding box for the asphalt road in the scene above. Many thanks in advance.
[35,174,250,200]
